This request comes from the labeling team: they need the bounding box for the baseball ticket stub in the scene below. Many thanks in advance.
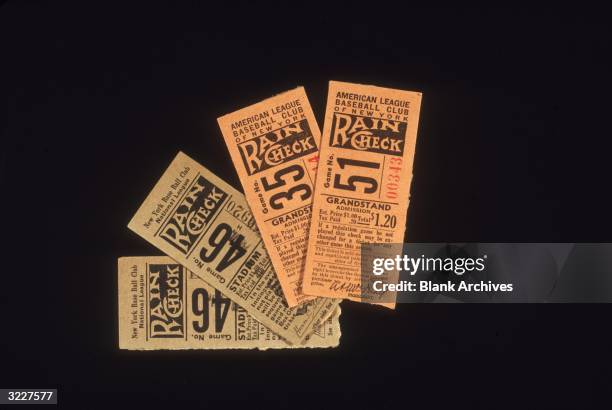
[128,152,338,344]
[218,88,321,307]
[303,81,422,303]
[118,257,341,350]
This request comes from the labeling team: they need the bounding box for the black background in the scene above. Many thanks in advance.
[1,2,611,409]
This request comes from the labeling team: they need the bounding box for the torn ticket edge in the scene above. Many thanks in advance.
[127,151,338,344]
[118,256,341,350]
[217,87,322,307]
[302,81,423,308]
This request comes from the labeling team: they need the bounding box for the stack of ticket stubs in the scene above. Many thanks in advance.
[118,81,422,350]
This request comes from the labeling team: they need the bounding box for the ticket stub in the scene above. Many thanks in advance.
[303,81,422,303]
[128,152,338,344]
[217,87,321,307]
[118,257,341,350]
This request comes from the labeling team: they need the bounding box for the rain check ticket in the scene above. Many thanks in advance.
[118,257,340,350]
[128,152,338,344]
[218,87,322,307]
[303,81,422,304]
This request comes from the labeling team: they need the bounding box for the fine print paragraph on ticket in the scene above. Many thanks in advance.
[302,81,422,305]
[118,257,341,350]
[128,152,338,344]
[217,87,323,307]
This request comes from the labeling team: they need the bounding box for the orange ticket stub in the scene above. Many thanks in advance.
[118,256,341,350]
[218,87,321,307]
[128,152,338,344]
[303,81,422,303]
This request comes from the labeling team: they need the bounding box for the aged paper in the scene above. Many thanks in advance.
[128,152,338,344]
[302,81,422,304]
[118,257,341,350]
[217,87,321,307]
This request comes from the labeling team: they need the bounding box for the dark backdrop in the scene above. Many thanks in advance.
[1,2,611,409]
